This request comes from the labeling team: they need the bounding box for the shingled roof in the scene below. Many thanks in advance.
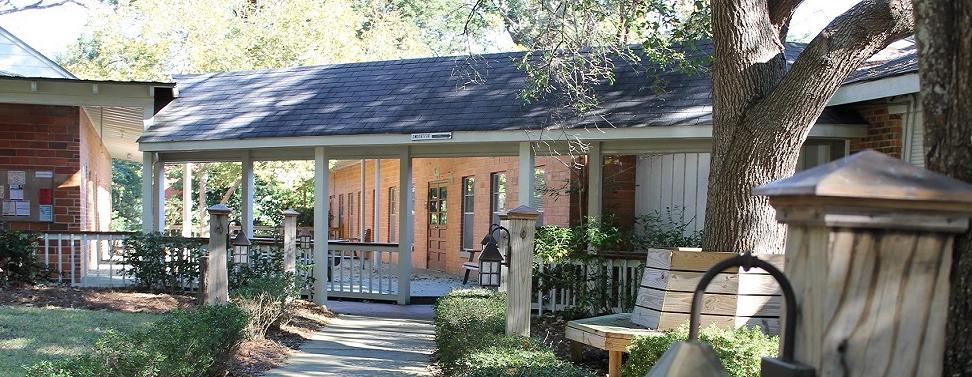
[141,41,914,144]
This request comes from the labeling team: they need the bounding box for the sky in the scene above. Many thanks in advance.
[0,0,862,62]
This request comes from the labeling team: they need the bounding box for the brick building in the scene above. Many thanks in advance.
[0,27,173,232]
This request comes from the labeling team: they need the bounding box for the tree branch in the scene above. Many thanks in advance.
[767,0,804,39]
[0,0,84,16]
[756,0,914,138]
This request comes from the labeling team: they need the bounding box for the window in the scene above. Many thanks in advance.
[490,172,507,226]
[461,176,475,250]
[428,184,447,225]
[338,194,345,229]
[533,167,545,225]
[388,186,398,243]
[348,192,355,237]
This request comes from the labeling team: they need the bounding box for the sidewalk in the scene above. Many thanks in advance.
[264,301,436,376]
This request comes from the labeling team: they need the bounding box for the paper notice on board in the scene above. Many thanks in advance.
[9,186,23,200]
[15,201,29,216]
[39,205,52,222]
[2,201,14,216]
[7,171,25,186]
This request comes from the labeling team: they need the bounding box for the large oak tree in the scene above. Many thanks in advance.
[912,0,972,374]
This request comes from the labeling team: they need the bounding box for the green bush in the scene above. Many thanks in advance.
[0,230,48,287]
[621,326,779,377]
[122,233,204,293]
[632,208,703,249]
[231,274,297,339]
[23,304,248,377]
[534,225,576,263]
[434,289,596,377]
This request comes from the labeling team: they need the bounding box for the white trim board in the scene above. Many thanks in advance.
[828,74,920,106]
[141,123,866,153]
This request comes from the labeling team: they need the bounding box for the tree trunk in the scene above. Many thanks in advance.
[913,1,972,374]
[703,0,915,253]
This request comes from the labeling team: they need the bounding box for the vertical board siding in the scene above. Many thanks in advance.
[635,153,710,234]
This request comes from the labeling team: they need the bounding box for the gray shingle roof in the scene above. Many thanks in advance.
[142,41,892,144]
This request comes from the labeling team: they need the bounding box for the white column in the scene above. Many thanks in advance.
[181,163,193,237]
[397,147,413,305]
[587,142,603,219]
[373,159,380,242]
[359,159,366,241]
[517,142,535,206]
[198,166,209,236]
[152,158,165,233]
[241,153,255,239]
[313,147,330,304]
[141,152,155,233]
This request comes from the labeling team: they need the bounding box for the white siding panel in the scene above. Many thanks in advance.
[636,152,711,235]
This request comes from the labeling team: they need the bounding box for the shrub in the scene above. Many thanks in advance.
[534,225,576,263]
[228,245,286,290]
[621,325,779,377]
[23,304,248,377]
[231,274,297,339]
[455,337,596,377]
[434,289,596,377]
[434,288,506,371]
[122,233,204,293]
[631,208,702,249]
[0,230,48,287]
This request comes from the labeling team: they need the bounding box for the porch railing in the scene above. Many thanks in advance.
[37,231,137,286]
[532,252,646,315]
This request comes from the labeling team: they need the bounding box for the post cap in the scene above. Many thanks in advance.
[754,150,972,212]
[282,209,300,216]
[207,204,232,215]
[499,205,540,220]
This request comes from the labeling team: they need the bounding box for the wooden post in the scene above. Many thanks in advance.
[203,204,231,305]
[755,150,972,376]
[282,209,299,273]
[500,205,539,337]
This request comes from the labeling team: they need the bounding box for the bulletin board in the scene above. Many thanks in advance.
[0,169,55,223]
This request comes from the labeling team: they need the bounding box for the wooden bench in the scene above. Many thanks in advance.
[565,313,662,377]
[461,249,479,284]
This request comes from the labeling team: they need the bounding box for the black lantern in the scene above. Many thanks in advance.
[478,224,510,287]
[646,251,814,377]
[227,219,251,264]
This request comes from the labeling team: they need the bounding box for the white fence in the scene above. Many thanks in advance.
[533,252,646,315]
[37,231,136,287]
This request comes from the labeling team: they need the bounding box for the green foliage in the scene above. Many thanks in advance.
[110,159,142,231]
[23,304,249,377]
[0,230,47,287]
[434,289,595,377]
[231,275,298,339]
[632,208,703,249]
[574,215,628,251]
[121,233,204,293]
[533,225,575,263]
[533,255,640,317]
[621,326,779,377]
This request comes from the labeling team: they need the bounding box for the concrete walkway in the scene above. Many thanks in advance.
[264,302,436,376]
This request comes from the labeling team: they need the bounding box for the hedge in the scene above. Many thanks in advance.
[22,304,248,377]
[433,289,596,377]
[621,325,779,377]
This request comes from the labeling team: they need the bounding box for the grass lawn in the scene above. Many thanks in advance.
[0,305,161,376]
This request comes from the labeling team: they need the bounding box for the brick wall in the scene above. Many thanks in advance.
[0,103,112,232]
[849,102,903,157]
[329,156,578,275]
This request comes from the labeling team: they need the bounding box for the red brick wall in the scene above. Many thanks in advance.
[0,103,112,233]
[849,103,903,157]
[329,156,578,275]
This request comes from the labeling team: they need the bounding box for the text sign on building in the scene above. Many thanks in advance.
[410,132,452,142]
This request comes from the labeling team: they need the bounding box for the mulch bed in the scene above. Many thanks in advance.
[0,286,334,377]
[531,314,611,374]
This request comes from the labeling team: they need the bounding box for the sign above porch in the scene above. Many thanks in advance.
[410,132,453,141]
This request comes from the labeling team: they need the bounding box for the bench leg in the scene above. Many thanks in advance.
[608,350,622,377]
[462,269,471,285]
[570,340,583,362]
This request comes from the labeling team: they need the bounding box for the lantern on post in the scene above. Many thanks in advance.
[478,224,510,287]
[227,219,251,264]
[646,251,814,377]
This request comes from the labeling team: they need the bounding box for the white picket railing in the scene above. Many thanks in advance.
[326,242,400,300]
[533,252,646,315]
[36,231,136,287]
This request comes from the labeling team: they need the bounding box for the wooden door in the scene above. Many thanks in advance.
[427,181,448,271]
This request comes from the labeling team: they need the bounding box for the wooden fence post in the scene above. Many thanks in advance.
[755,150,972,376]
[282,209,299,273]
[203,204,231,305]
[500,205,539,337]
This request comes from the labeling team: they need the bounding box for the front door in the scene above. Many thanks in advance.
[427,181,448,271]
